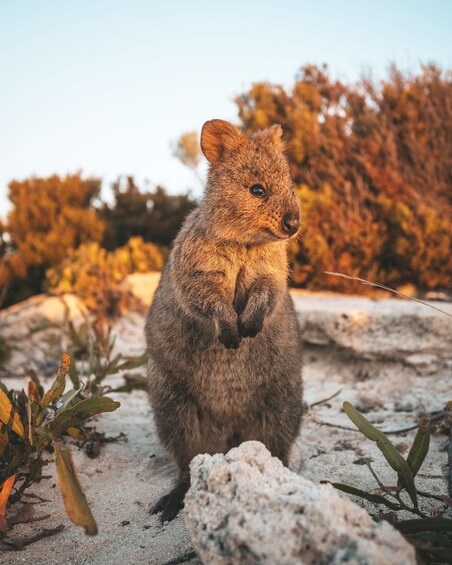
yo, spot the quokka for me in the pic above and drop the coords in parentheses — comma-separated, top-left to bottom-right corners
(145, 119, 303, 522)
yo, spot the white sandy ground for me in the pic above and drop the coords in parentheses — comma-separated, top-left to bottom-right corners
(1, 292, 451, 565)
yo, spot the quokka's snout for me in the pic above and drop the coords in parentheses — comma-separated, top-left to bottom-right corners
(282, 210, 300, 236)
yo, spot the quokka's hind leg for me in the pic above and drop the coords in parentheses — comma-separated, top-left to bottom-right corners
(242, 382, 303, 468)
(148, 383, 204, 523)
(150, 479, 190, 523)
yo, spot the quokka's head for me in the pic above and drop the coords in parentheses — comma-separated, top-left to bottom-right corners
(200, 119, 301, 245)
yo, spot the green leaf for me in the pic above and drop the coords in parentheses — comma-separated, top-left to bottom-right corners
(321, 481, 401, 511)
(57, 387, 82, 412)
(111, 374, 147, 393)
(343, 401, 418, 507)
(47, 397, 120, 437)
(67, 321, 84, 349)
(68, 356, 80, 388)
(394, 517, 452, 534)
(406, 417, 430, 477)
(54, 442, 97, 535)
(34, 426, 53, 448)
(40, 352, 71, 410)
(115, 355, 147, 372)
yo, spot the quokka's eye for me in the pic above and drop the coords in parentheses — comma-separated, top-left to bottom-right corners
(250, 184, 266, 198)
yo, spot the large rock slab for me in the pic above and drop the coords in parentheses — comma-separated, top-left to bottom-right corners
(0, 293, 88, 375)
(185, 441, 416, 565)
(293, 291, 452, 369)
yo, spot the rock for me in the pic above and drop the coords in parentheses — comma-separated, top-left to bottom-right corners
(0, 293, 89, 374)
(185, 441, 416, 565)
(293, 292, 452, 367)
(0, 293, 87, 342)
(120, 272, 161, 307)
(404, 353, 441, 375)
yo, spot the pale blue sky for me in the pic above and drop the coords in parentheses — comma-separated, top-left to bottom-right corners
(1, 0, 451, 215)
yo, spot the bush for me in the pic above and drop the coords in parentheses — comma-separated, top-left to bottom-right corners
(46, 237, 165, 316)
(1, 174, 105, 306)
(237, 64, 452, 291)
(100, 177, 197, 249)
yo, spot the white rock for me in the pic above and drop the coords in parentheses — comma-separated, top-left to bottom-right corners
(185, 441, 416, 565)
(293, 292, 452, 367)
(120, 272, 161, 306)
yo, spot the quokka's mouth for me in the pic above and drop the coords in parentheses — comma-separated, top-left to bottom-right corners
(264, 228, 290, 241)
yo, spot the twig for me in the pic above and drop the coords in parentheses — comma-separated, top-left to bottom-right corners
(416, 490, 450, 503)
(162, 550, 197, 565)
(315, 420, 359, 432)
(324, 271, 452, 319)
(448, 430, 452, 499)
(394, 492, 428, 519)
(21, 493, 51, 503)
(316, 410, 447, 435)
(365, 459, 385, 490)
(0, 524, 64, 550)
(309, 389, 342, 409)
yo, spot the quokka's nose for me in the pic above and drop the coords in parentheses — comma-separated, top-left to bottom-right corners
(282, 212, 300, 236)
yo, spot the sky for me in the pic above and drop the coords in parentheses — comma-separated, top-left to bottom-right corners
(0, 0, 451, 215)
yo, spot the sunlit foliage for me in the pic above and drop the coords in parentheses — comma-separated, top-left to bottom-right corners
(236, 64, 452, 291)
(1, 175, 105, 306)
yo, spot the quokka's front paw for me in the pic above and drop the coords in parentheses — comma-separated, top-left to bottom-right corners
(239, 311, 264, 338)
(218, 321, 241, 349)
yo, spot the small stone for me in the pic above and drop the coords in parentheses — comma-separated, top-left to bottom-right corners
(405, 354, 442, 375)
(394, 399, 416, 412)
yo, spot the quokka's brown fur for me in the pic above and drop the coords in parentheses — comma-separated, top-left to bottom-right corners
(145, 119, 303, 522)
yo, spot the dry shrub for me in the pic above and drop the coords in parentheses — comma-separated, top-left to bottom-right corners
(237, 64, 452, 291)
(46, 237, 165, 317)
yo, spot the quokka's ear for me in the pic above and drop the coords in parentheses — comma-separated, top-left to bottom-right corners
(201, 119, 247, 164)
(262, 124, 285, 151)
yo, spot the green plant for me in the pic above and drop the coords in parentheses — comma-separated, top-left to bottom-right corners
(0, 352, 120, 539)
(323, 401, 452, 562)
(32, 302, 147, 398)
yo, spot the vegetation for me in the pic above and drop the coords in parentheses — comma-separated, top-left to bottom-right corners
(0, 308, 147, 546)
(236, 64, 452, 292)
(0, 353, 120, 540)
(0, 64, 451, 308)
(32, 302, 147, 398)
(1, 175, 105, 307)
(100, 176, 197, 249)
(0, 176, 194, 309)
(46, 237, 165, 318)
(323, 401, 452, 563)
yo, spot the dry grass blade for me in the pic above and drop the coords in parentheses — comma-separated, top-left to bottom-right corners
(54, 442, 97, 535)
(324, 271, 452, 319)
(0, 475, 16, 532)
(309, 389, 342, 409)
(40, 351, 71, 410)
(0, 389, 24, 438)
